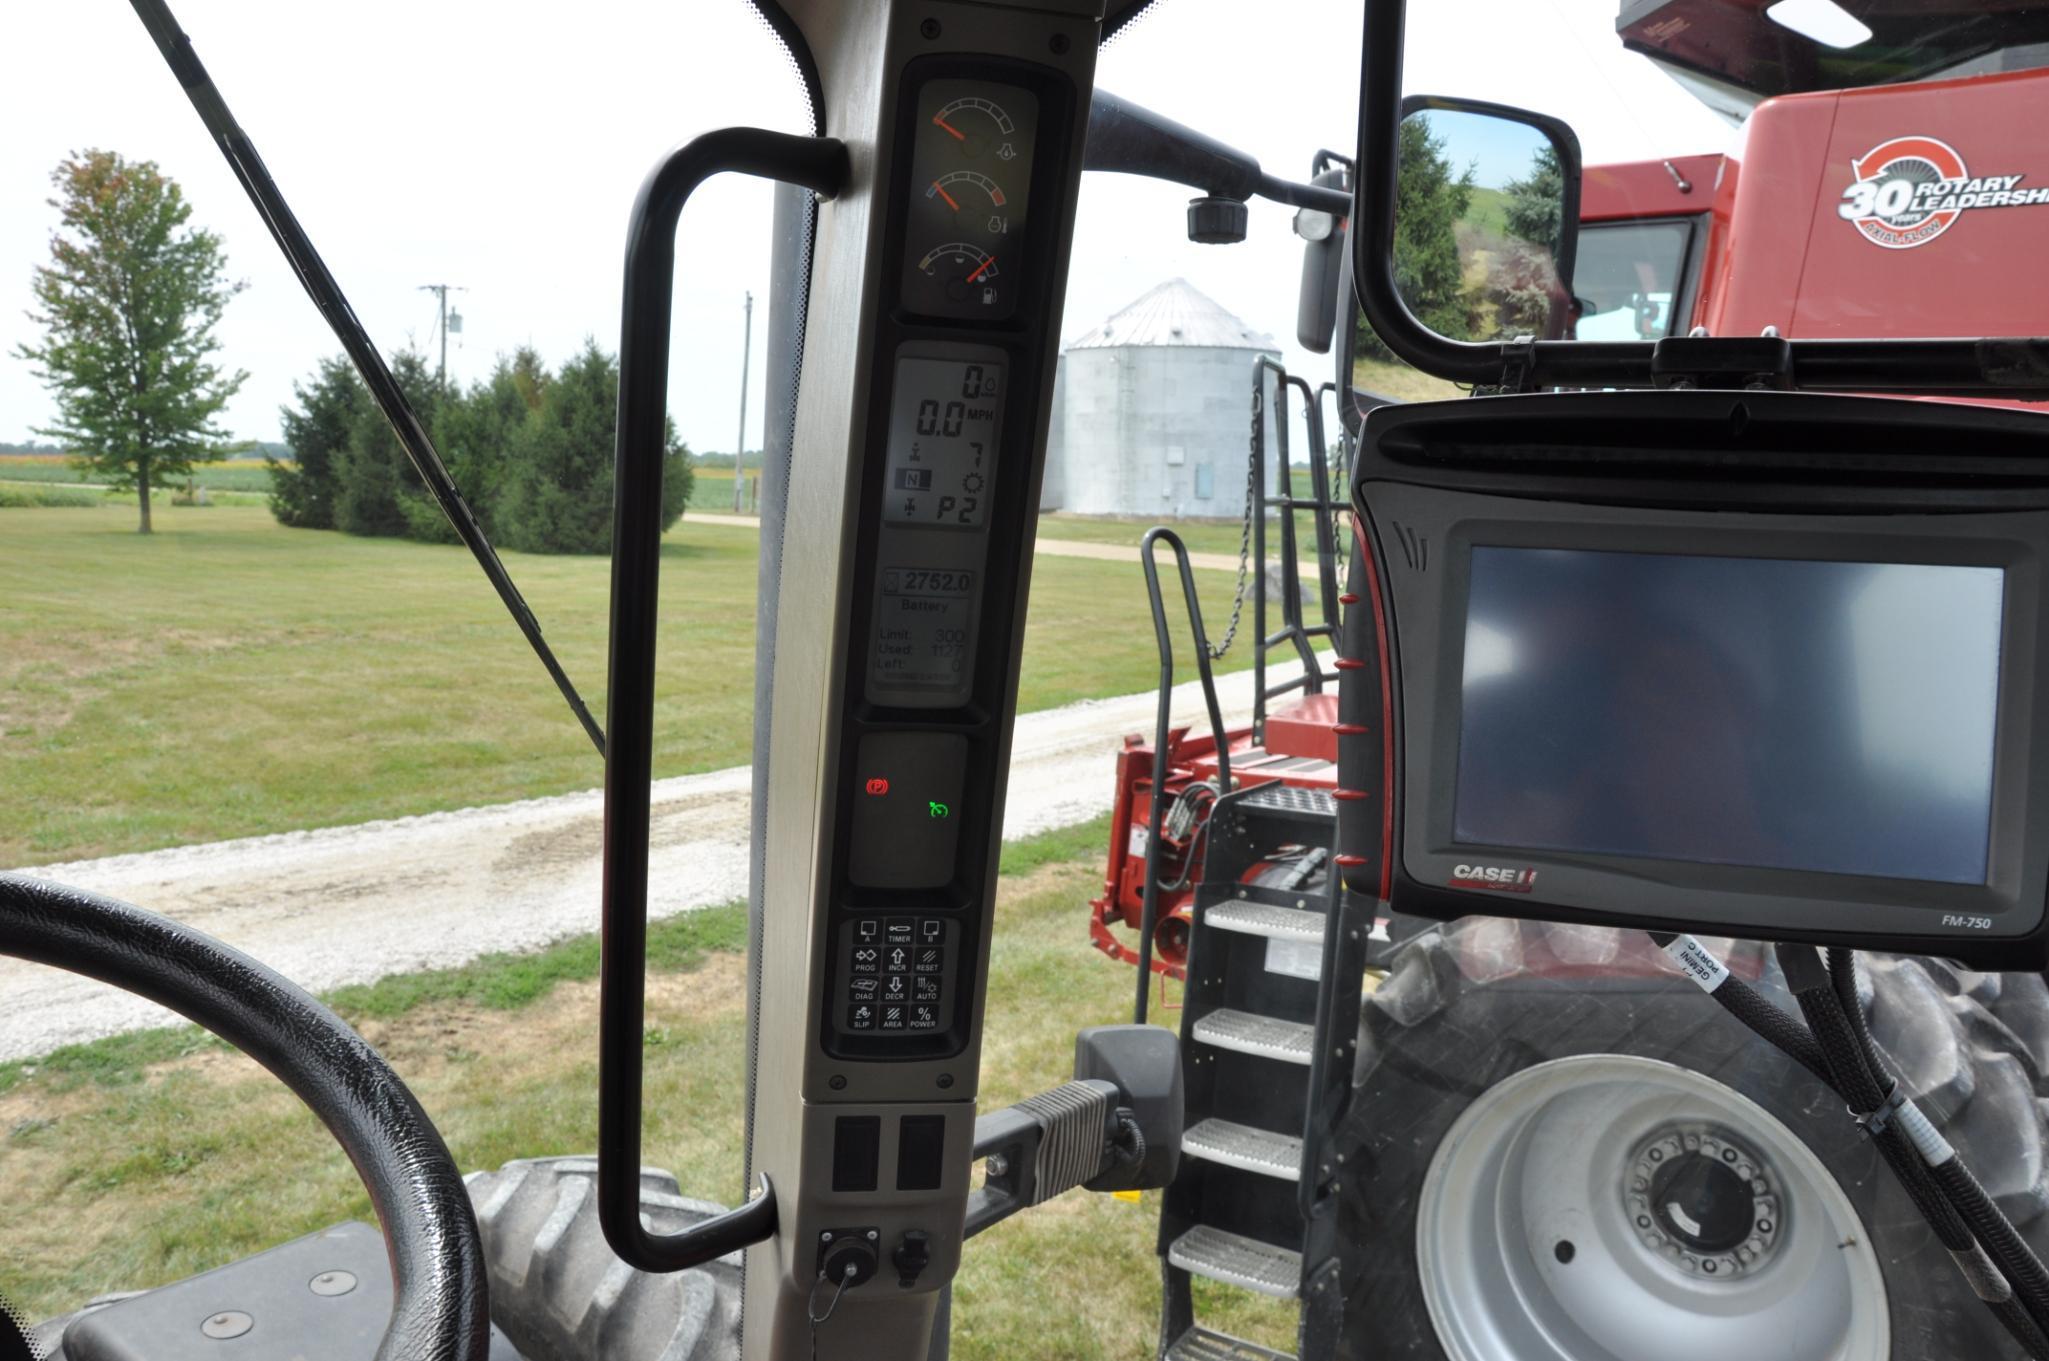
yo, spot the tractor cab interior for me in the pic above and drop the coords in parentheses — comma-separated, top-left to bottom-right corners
(7, 2, 2049, 1360)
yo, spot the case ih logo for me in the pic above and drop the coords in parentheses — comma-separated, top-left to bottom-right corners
(1450, 864, 1539, 893)
(1837, 136, 2049, 249)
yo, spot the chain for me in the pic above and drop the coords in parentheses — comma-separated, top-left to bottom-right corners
(1329, 425, 1351, 582)
(1207, 382, 1263, 660)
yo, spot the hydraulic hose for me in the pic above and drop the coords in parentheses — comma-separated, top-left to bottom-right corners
(1783, 943, 2049, 1352)
(1654, 932, 2049, 1358)
(1823, 949, 2049, 1334)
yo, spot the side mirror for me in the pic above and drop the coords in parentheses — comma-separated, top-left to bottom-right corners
(1389, 96, 1582, 345)
(1296, 157, 1351, 353)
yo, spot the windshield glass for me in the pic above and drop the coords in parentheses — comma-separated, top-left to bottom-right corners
(1575, 218, 1697, 339)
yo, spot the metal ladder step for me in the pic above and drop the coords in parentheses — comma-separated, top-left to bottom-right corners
(1167, 1225, 1302, 1299)
(1190, 1009, 1315, 1065)
(1182, 1118, 1303, 1180)
(1235, 784, 1337, 820)
(1164, 1325, 1297, 1361)
(1205, 899, 1326, 945)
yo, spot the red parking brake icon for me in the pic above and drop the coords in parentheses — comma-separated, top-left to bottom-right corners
(865, 777, 890, 796)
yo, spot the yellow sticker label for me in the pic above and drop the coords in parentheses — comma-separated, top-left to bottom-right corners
(1111, 1189, 1143, 1204)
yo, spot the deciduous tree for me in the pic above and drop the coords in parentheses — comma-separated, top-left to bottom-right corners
(15, 150, 246, 533)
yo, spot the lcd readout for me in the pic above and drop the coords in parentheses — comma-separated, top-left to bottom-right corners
(1454, 548, 2004, 884)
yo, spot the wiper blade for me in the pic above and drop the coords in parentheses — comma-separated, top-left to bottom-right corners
(128, 0, 607, 758)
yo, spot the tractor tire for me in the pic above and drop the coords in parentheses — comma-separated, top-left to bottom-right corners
(1336, 917, 2049, 1361)
(465, 1156, 742, 1361)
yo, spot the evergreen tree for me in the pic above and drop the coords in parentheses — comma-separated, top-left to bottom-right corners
(495, 340, 690, 554)
(1502, 143, 1565, 257)
(1358, 118, 1475, 360)
(271, 356, 367, 528)
(409, 348, 545, 541)
(15, 150, 246, 533)
(332, 350, 437, 538)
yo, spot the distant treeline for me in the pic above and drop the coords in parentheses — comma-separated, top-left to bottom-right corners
(271, 342, 691, 554)
(1, 438, 286, 462)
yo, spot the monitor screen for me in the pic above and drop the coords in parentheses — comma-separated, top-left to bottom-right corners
(1454, 548, 2005, 884)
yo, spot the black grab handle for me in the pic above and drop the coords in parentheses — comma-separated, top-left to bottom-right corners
(1132, 528, 1234, 1025)
(600, 127, 849, 1274)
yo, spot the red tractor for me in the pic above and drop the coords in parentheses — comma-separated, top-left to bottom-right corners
(1091, 27, 2049, 985)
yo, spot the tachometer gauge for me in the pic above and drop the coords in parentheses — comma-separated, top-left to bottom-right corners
(916, 243, 1001, 309)
(930, 96, 1019, 161)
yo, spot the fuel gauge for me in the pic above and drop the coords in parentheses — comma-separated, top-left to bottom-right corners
(916, 243, 1002, 310)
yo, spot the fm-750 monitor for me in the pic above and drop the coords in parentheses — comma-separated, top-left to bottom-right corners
(1345, 390, 2049, 970)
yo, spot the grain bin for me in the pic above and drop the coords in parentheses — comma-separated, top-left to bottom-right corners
(1042, 279, 1282, 519)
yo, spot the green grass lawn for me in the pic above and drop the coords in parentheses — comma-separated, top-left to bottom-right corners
(1352, 355, 1466, 404)
(1034, 512, 1250, 558)
(0, 505, 1251, 867)
(685, 465, 760, 513)
(0, 822, 1297, 1357)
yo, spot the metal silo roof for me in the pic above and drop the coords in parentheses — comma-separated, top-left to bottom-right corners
(1065, 278, 1279, 352)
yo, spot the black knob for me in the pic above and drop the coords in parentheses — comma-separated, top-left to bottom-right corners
(1187, 196, 1249, 244)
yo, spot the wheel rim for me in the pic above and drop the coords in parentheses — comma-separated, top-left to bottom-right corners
(1415, 1053, 1888, 1361)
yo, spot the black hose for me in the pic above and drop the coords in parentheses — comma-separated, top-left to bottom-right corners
(1824, 950, 2049, 1334)
(1782, 945, 2049, 1348)
(1662, 933, 2049, 1358)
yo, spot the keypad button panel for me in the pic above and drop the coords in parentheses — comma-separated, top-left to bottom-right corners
(835, 916, 955, 1039)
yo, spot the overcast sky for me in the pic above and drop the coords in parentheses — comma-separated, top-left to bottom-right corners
(0, 1, 1728, 456)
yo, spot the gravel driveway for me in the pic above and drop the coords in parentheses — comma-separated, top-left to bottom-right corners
(0, 663, 1306, 1060)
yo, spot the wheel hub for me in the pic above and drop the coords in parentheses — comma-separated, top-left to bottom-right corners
(1626, 1125, 1782, 1276)
(1414, 1053, 1887, 1361)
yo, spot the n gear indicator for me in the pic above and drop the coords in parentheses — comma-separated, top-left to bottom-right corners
(850, 731, 969, 889)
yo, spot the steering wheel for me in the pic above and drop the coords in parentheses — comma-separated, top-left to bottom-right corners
(0, 873, 491, 1361)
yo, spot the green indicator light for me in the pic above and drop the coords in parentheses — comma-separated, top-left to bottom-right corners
(928, 801, 950, 819)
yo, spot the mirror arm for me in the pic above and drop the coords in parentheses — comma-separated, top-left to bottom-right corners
(1087, 90, 1348, 214)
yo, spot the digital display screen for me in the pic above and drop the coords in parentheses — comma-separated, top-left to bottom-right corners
(883, 358, 1001, 530)
(873, 566, 977, 692)
(1454, 548, 2004, 884)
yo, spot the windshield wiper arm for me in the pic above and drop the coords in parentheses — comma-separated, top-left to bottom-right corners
(127, 0, 607, 758)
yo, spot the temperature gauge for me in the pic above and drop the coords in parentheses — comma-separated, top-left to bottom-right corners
(901, 79, 1038, 320)
(926, 171, 1009, 235)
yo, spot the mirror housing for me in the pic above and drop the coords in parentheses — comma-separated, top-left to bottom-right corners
(1296, 158, 1352, 352)
(1387, 95, 1583, 347)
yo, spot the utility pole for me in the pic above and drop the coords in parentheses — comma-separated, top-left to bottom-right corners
(734, 290, 753, 513)
(418, 283, 467, 390)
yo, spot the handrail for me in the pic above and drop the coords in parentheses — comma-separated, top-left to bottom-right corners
(1251, 357, 1337, 740)
(600, 126, 849, 1274)
(1132, 528, 1234, 1025)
